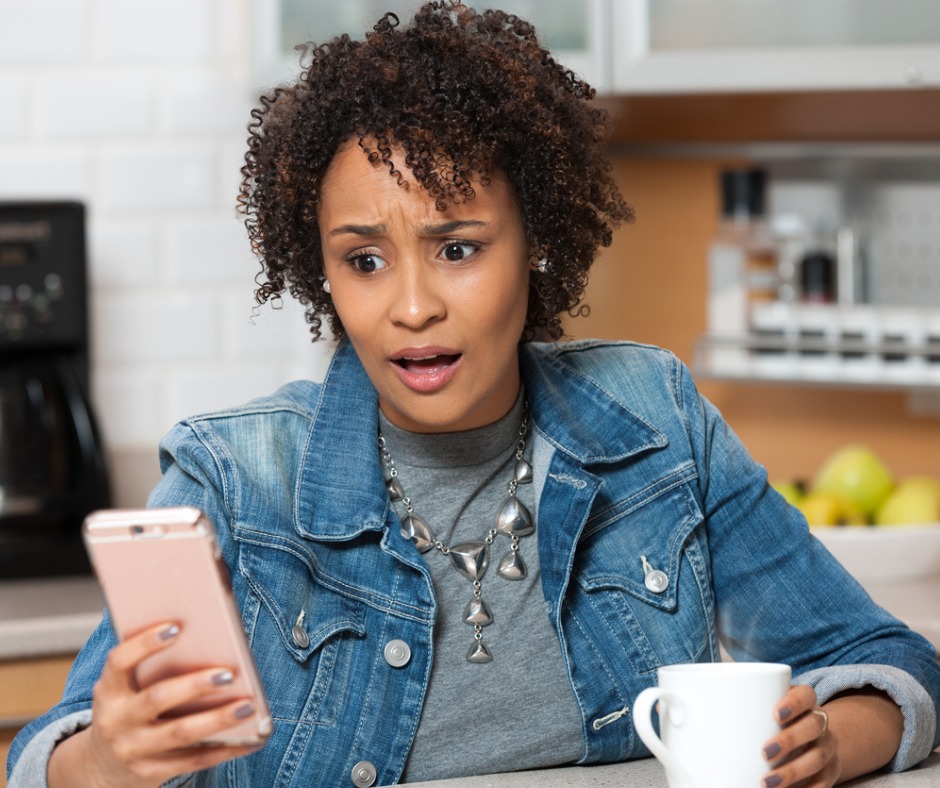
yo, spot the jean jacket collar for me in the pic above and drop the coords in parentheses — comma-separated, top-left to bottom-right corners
(295, 339, 667, 542)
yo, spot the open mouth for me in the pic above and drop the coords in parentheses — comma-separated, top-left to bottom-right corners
(390, 350, 464, 393)
(393, 353, 462, 374)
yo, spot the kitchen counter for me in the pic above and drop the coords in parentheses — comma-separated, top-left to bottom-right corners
(0, 577, 103, 660)
(402, 752, 940, 787)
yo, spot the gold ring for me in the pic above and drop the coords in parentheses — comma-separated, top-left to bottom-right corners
(812, 708, 829, 734)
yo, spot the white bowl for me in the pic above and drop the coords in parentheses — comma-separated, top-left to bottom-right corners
(811, 522, 940, 583)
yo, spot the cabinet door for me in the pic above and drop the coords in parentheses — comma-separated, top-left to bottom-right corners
(0, 655, 74, 788)
(611, 0, 940, 92)
(253, 0, 611, 91)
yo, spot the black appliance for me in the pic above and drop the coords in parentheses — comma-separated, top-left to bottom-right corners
(0, 202, 111, 579)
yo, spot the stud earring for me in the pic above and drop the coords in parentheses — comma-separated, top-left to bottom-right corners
(532, 259, 549, 274)
(322, 279, 331, 294)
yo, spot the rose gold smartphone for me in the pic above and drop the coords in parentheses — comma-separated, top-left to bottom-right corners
(82, 506, 272, 747)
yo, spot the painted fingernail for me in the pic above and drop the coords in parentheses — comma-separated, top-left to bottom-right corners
(212, 670, 234, 686)
(763, 776, 783, 788)
(777, 706, 792, 721)
(158, 624, 180, 641)
(763, 742, 782, 760)
(234, 702, 255, 719)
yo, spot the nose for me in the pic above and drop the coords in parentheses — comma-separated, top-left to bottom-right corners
(389, 260, 446, 329)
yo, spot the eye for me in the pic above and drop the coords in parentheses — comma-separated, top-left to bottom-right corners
(440, 241, 479, 263)
(346, 252, 387, 274)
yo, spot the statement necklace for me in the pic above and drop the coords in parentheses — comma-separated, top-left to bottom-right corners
(378, 408, 534, 664)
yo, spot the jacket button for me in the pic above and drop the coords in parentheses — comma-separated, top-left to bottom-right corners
(383, 639, 412, 668)
(291, 624, 310, 648)
(644, 569, 669, 594)
(351, 760, 377, 787)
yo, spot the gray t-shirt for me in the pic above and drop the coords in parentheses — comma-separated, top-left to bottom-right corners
(379, 396, 584, 783)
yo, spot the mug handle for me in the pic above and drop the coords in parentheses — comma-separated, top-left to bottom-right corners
(632, 687, 694, 786)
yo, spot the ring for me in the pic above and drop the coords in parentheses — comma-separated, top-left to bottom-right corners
(812, 708, 829, 734)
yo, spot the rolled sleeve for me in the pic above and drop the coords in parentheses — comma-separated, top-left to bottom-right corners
(796, 664, 938, 773)
(7, 710, 196, 788)
(7, 710, 91, 788)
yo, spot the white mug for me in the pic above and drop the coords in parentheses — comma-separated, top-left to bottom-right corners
(633, 662, 791, 788)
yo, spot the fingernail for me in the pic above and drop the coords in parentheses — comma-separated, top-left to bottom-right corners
(212, 670, 234, 686)
(763, 776, 783, 788)
(777, 706, 792, 721)
(234, 702, 255, 719)
(158, 624, 180, 641)
(763, 742, 782, 760)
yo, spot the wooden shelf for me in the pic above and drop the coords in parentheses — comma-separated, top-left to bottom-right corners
(596, 89, 940, 144)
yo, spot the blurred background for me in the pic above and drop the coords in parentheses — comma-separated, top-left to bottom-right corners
(2, 0, 330, 510)
(2, 0, 939, 509)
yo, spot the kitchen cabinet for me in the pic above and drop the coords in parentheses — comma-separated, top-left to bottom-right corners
(0, 655, 74, 788)
(0, 577, 103, 786)
(610, 0, 940, 93)
(255, 1, 940, 95)
(252, 0, 609, 90)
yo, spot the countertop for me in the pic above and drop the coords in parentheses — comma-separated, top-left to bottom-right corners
(402, 752, 940, 787)
(0, 576, 103, 660)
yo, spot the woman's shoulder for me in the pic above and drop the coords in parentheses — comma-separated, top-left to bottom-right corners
(535, 337, 677, 361)
(525, 338, 686, 391)
(161, 379, 323, 458)
(188, 379, 321, 423)
(521, 339, 700, 438)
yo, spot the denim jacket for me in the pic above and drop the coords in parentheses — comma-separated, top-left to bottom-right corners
(9, 339, 940, 787)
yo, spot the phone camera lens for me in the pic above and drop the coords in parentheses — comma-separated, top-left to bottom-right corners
(132, 525, 144, 535)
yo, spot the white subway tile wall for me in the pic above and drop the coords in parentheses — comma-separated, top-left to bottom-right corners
(2, 0, 332, 502)
(98, 143, 220, 212)
(0, 147, 94, 198)
(35, 70, 158, 139)
(0, 2, 94, 64)
(0, 74, 30, 139)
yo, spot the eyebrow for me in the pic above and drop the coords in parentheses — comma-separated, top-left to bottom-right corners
(327, 219, 488, 238)
(423, 219, 488, 235)
(327, 223, 386, 238)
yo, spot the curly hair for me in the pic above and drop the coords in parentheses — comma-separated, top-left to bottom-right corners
(239, 1, 632, 341)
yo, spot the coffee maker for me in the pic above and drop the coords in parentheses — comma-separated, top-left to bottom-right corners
(0, 202, 111, 579)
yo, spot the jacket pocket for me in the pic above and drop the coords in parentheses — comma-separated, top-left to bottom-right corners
(237, 538, 366, 727)
(574, 481, 713, 674)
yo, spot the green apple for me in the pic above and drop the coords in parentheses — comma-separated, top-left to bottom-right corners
(875, 476, 940, 526)
(811, 445, 893, 519)
(798, 491, 869, 527)
(771, 480, 805, 507)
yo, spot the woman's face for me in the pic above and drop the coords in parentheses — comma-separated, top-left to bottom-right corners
(318, 140, 531, 433)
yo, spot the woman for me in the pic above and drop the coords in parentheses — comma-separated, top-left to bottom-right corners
(8, 4, 940, 787)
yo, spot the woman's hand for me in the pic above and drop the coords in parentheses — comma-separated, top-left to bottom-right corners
(47, 622, 262, 788)
(760, 685, 839, 788)
(760, 684, 905, 788)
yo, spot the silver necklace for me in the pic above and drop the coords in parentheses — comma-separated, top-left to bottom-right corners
(378, 408, 534, 664)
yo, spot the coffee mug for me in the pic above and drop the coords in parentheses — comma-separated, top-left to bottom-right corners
(633, 662, 791, 788)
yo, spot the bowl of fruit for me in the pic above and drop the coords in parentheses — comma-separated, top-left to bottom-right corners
(772, 446, 940, 649)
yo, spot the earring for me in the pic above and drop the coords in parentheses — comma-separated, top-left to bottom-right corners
(532, 259, 549, 274)
(322, 279, 331, 294)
